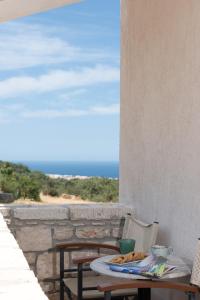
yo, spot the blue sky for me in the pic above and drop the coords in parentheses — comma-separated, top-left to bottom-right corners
(0, 0, 120, 162)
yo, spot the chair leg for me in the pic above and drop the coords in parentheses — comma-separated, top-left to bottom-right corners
(104, 291, 112, 300)
(60, 280, 65, 300)
(65, 285, 73, 300)
(77, 263, 83, 300)
(60, 249, 65, 300)
(187, 292, 196, 300)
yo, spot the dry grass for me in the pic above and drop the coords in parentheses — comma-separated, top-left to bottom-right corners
(14, 193, 96, 205)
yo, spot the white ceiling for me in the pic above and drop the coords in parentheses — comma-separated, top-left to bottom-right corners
(0, 0, 80, 23)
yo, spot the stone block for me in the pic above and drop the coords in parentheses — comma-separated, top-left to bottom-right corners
(92, 221, 106, 226)
(71, 250, 98, 262)
(0, 207, 11, 218)
(39, 281, 54, 293)
(112, 227, 123, 238)
(37, 252, 69, 280)
(14, 219, 24, 226)
(43, 221, 56, 225)
(76, 226, 110, 239)
(14, 206, 69, 220)
(54, 280, 61, 292)
(72, 222, 85, 226)
(24, 252, 37, 265)
(69, 204, 134, 220)
(53, 226, 73, 240)
(101, 240, 119, 255)
(111, 220, 121, 225)
(48, 292, 59, 300)
(16, 226, 52, 251)
(26, 221, 39, 225)
(102, 240, 118, 247)
(56, 221, 71, 226)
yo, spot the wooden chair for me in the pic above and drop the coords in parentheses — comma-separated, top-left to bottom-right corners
(98, 279, 199, 300)
(56, 242, 135, 300)
(55, 214, 159, 300)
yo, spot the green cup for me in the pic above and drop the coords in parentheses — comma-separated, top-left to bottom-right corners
(119, 239, 135, 254)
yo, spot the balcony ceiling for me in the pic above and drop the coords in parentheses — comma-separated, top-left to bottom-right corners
(0, 0, 80, 23)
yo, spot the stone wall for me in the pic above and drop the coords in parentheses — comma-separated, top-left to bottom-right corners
(0, 204, 133, 300)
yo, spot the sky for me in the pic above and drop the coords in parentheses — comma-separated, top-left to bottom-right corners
(0, 0, 120, 162)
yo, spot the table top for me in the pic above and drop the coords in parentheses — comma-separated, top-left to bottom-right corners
(90, 255, 191, 280)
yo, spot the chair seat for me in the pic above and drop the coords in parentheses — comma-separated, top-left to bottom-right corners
(63, 275, 137, 299)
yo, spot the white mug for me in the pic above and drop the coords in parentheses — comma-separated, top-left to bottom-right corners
(151, 245, 173, 258)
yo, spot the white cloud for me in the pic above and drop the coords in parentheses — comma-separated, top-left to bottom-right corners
(91, 103, 119, 115)
(21, 103, 119, 119)
(0, 22, 118, 70)
(59, 89, 87, 100)
(22, 109, 86, 119)
(0, 22, 120, 123)
(0, 65, 119, 99)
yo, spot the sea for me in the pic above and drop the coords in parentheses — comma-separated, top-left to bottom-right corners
(19, 161, 119, 179)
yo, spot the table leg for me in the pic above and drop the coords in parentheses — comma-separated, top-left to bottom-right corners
(104, 291, 111, 300)
(138, 288, 151, 300)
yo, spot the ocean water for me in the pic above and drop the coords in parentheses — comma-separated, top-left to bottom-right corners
(20, 161, 119, 178)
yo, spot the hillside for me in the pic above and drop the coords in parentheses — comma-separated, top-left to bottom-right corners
(0, 161, 119, 202)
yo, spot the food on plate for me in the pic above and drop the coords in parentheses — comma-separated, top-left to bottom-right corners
(110, 252, 147, 264)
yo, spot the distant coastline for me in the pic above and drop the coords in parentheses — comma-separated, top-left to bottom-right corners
(47, 174, 90, 180)
(47, 174, 118, 180)
(17, 161, 119, 179)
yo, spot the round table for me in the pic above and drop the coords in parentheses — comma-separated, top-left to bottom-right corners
(90, 255, 191, 300)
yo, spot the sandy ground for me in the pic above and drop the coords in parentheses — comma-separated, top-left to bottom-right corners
(14, 193, 96, 205)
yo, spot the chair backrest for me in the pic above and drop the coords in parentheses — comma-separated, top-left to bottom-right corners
(122, 214, 159, 252)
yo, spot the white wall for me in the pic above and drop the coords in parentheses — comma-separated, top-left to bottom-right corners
(0, 212, 48, 300)
(120, 1, 200, 297)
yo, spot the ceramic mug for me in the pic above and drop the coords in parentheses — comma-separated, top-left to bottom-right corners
(119, 239, 136, 254)
(151, 245, 173, 258)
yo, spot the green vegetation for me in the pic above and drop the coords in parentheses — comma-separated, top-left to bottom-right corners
(0, 161, 119, 202)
